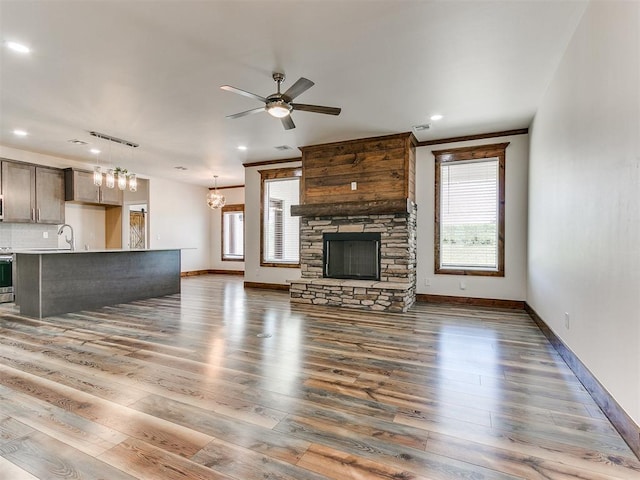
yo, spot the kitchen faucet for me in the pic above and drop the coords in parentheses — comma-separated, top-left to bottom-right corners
(57, 224, 75, 251)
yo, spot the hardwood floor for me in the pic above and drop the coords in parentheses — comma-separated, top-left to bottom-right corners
(1, 275, 639, 479)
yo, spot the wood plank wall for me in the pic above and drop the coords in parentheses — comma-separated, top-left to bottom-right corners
(299, 133, 417, 206)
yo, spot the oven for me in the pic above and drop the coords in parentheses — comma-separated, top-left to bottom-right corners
(0, 254, 14, 303)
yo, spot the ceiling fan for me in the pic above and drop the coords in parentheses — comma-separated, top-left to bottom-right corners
(221, 72, 341, 130)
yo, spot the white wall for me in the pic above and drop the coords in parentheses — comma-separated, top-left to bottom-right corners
(210, 186, 245, 271)
(63, 203, 105, 250)
(415, 134, 529, 300)
(148, 176, 211, 273)
(528, 0, 640, 424)
(244, 161, 302, 285)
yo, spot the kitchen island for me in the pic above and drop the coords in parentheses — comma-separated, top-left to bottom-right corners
(14, 249, 181, 318)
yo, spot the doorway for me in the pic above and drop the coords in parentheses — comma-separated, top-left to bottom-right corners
(129, 205, 147, 249)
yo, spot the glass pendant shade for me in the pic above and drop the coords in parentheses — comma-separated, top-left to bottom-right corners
(207, 175, 226, 209)
(117, 171, 127, 190)
(93, 166, 103, 187)
(105, 169, 115, 189)
(207, 190, 226, 209)
(128, 173, 137, 192)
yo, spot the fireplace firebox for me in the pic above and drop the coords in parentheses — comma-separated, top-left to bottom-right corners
(323, 232, 381, 281)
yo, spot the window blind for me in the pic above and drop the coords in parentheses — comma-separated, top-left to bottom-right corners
(223, 211, 244, 259)
(264, 177, 300, 263)
(440, 158, 498, 270)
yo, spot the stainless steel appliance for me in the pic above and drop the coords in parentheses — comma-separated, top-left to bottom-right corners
(0, 254, 14, 303)
(0, 194, 4, 220)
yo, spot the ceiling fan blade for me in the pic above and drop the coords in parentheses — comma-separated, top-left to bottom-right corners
(291, 103, 341, 116)
(282, 77, 314, 101)
(281, 115, 296, 130)
(226, 107, 265, 119)
(220, 85, 267, 103)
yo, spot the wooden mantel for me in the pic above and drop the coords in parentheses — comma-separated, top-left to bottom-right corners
(293, 132, 417, 216)
(291, 198, 412, 217)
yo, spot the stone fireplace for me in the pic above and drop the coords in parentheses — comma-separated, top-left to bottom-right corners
(290, 133, 417, 312)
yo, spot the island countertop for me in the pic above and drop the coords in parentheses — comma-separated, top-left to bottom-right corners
(13, 248, 184, 254)
(14, 249, 181, 318)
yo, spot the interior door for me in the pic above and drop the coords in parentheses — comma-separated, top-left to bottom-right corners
(129, 210, 146, 249)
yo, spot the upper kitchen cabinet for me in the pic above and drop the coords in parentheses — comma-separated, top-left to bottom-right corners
(36, 167, 66, 223)
(64, 168, 123, 206)
(0, 160, 65, 224)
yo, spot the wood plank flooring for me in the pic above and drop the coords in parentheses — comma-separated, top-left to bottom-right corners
(1, 275, 639, 479)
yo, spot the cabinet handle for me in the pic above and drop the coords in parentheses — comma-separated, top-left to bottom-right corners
(37, 208, 41, 222)
(32, 208, 35, 221)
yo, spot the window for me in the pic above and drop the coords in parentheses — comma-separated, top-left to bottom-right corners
(433, 143, 508, 276)
(260, 167, 301, 267)
(222, 204, 244, 261)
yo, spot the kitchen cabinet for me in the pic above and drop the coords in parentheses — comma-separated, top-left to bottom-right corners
(0, 160, 65, 224)
(64, 168, 123, 206)
(36, 167, 66, 223)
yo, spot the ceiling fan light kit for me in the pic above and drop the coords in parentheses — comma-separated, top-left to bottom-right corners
(266, 99, 292, 118)
(221, 72, 341, 130)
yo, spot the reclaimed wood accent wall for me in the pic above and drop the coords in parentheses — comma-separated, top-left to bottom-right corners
(298, 132, 417, 206)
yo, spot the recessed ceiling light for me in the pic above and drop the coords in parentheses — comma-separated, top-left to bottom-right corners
(412, 124, 431, 132)
(174, 166, 188, 171)
(430, 114, 444, 121)
(68, 139, 88, 145)
(90, 148, 101, 154)
(13, 129, 28, 137)
(237, 145, 248, 151)
(6, 41, 31, 54)
(274, 145, 293, 151)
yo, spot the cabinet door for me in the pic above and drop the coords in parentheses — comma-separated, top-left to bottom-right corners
(100, 182, 123, 206)
(65, 169, 100, 203)
(1, 162, 35, 222)
(35, 167, 65, 224)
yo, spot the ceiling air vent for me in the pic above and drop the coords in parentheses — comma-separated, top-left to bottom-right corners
(412, 124, 431, 132)
(274, 145, 293, 151)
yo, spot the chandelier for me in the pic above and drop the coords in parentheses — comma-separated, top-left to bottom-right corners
(207, 175, 226, 209)
(90, 131, 138, 192)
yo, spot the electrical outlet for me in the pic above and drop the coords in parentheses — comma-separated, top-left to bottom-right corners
(424, 278, 431, 287)
(564, 312, 570, 329)
(459, 281, 466, 290)
(42, 232, 48, 239)
(351, 181, 357, 190)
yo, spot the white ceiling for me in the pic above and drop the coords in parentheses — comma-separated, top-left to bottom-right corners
(0, 0, 587, 187)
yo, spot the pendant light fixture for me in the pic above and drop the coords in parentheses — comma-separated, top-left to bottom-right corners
(106, 168, 115, 189)
(93, 165, 103, 187)
(92, 147, 103, 187)
(89, 131, 139, 192)
(207, 175, 226, 209)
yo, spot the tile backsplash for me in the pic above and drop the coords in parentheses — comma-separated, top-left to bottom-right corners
(0, 223, 59, 250)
